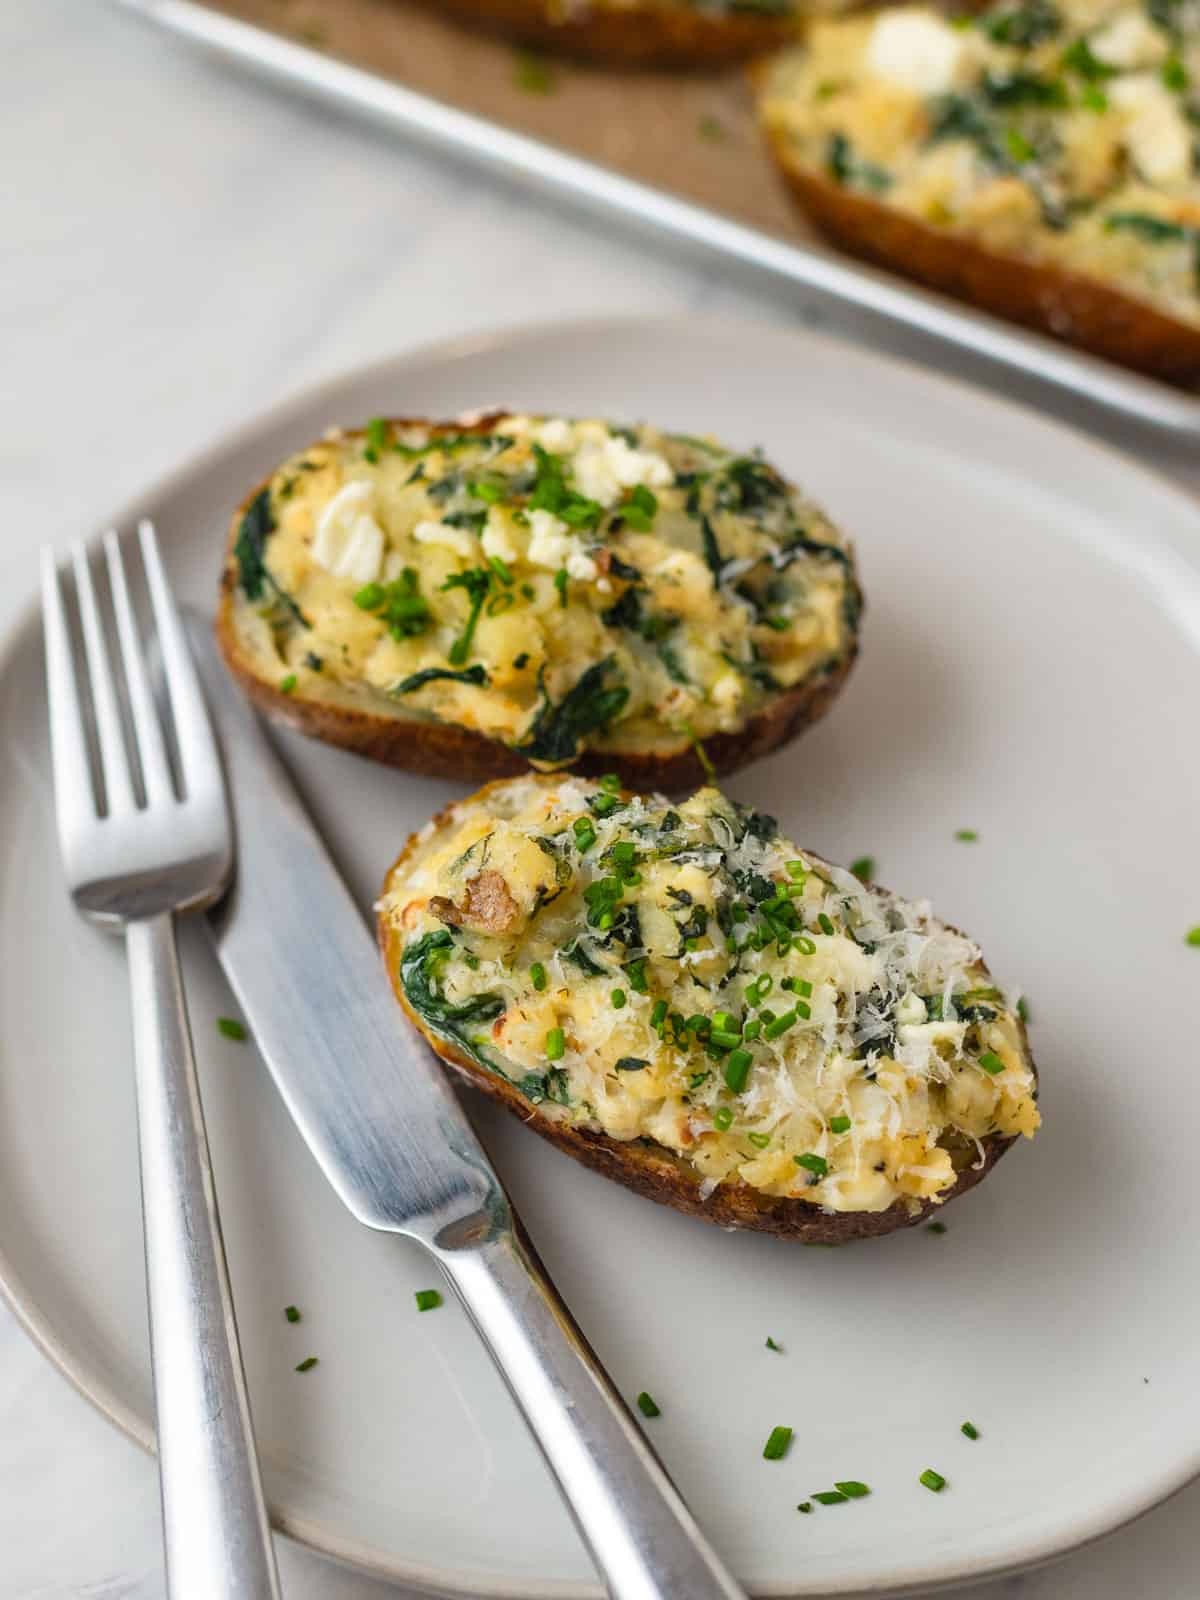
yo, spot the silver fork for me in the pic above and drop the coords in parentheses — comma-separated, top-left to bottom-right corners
(41, 522, 281, 1600)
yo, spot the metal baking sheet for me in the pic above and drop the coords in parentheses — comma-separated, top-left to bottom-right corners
(115, 0, 1200, 437)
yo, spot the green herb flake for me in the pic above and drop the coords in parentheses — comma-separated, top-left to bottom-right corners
(284, 1305, 301, 1323)
(530, 962, 548, 992)
(797, 1501, 813, 1513)
(765, 1336, 783, 1352)
(279, 674, 297, 695)
(364, 417, 387, 463)
(217, 1017, 247, 1042)
(920, 1468, 947, 1492)
(978, 1051, 1005, 1075)
(712, 1106, 733, 1132)
(415, 1289, 443, 1313)
(295, 1356, 319, 1373)
(545, 1027, 566, 1061)
(636, 1391, 661, 1418)
(812, 1489, 848, 1505)
(927, 1221, 948, 1235)
(1186, 927, 1200, 948)
(794, 1152, 829, 1177)
(829, 1115, 852, 1134)
(954, 828, 979, 842)
(1017, 996, 1031, 1023)
(834, 1481, 870, 1499)
(763, 1425, 794, 1461)
(849, 856, 875, 883)
(514, 50, 556, 93)
(1163, 55, 1189, 92)
(961, 1421, 980, 1440)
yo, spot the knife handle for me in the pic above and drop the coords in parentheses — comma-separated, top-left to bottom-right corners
(430, 1215, 746, 1600)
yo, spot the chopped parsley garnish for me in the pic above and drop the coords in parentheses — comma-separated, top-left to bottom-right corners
(920, 1468, 947, 1493)
(415, 1289, 443, 1312)
(295, 1356, 319, 1373)
(284, 1305, 301, 1323)
(961, 1421, 980, 1440)
(636, 1391, 661, 1418)
(763, 1426, 794, 1461)
(794, 1153, 829, 1177)
(217, 1017, 247, 1042)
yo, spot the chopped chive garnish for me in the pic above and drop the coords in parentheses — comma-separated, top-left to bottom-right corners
(961, 1421, 980, 1440)
(600, 772, 621, 791)
(415, 1289, 442, 1312)
(1017, 996, 1031, 1022)
(531, 962, 547, 991)
(834, 1481, 870, 1498)
(1187, 927, 1200, 948)
(554, 568, 569, 607)
(765, 1336, 782, 1352)
(626, 959, 648, 993)
(364, 416, 387, 461)
(926, 1221, 947, 1235)
(764, 1008, 799, 1040)
(829, 1115, 851, 1134)
(295, 1356, 319, 1373)
(636, 1391, 661, 1418)
(817, 913, 835, 937)
(786, 859, 806, 880)
(763, 1426, 793, 1461)
(793, 935, 817, 956)
(573, 817, 596, 852)
(849, 856, 875, 883)
(710, 1028, 742, 1050)
(689, 1070, 712, 1090)
(723, 1049, 753, 1092)
(920, 1468, 947, 1492)
(488, 554, 513, 585)
(611, 988, 627, 1009)
(797, 1501, 812, 1513)
(746, 1131, 771, 1149)
(545, 1027, 565, 1061)
(978, 1051, 1005, 1075)
(954, 829, 978, 842)
(712, 1106, 733, 1132)
(795, 1153, 828, 1177)
(279, 674, 297, 694)
(217, 1017, 247, 1041)
(650, 999, 669, 1030)
(812, 1489, 847, 1505)
(284, 1305, 301, 1323)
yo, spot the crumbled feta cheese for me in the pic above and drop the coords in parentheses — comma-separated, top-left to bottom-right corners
(1111, 76, 1191, 184)
(572, 435, 674, 508)
(895, 991, 927, 1027)
(413, 519, 478, 559)
(1090, 11, 1168, 70)
(526, 509, 598, 581)
(312, 481, 385, 584)
(865, 10, 974, 94)
(534, 417, 574, 452)
(481, 508, 518, 565)
(709, 672, 744, 712)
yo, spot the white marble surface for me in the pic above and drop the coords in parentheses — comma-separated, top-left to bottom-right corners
(5, 3, 1199, 1597)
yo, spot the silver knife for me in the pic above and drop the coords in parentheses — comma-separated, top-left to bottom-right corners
(187, 615, 747, 1600)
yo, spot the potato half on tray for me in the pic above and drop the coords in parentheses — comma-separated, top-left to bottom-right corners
(378, 775, 1039, 1242)
(756, 0, 1200, 380)
(424, 0, 801, 68)
(218, 413, 861, 789)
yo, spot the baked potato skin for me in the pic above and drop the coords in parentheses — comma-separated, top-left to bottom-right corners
(377, 786, 1030, 1244)
(762, 135, 1200, 386)
(422, 0, 799, 68)
(216, 416, 861, 792)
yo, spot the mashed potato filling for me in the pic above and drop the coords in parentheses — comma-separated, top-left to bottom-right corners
(228, 415, 858, 765)
(758, 0, 1200, 329)
(381, 776, 1039, 1214)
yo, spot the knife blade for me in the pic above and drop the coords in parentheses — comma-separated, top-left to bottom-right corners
(187, 614, 746, 1600)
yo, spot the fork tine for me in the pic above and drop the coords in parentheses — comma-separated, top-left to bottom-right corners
(104, 529, 174, 808)
(70, 538, 136, 816)
(137, 520, 219, 797)
(40, 548, 98, 831)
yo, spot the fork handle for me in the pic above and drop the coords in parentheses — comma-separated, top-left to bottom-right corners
(126, 912, 281, 1600)
(432, 1218, 747, 1600)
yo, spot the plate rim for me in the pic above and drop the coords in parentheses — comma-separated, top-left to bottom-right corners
(4, 311, 1200, 1599)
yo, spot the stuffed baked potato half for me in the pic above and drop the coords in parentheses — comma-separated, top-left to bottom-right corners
(378, 775, 1039, 1242)
(756, 0, 1200, 381)
(218, 412, 861, 790)
(421, 0, 801, 68)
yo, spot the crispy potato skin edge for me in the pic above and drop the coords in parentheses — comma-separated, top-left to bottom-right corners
(414, 0, 798, 67)
(762, 132, 1200, 384)
(375, 787, 1033, 1244)
(216, 415, 861, 792)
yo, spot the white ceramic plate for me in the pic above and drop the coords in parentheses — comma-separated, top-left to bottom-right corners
(3, 317, 1200, 1599)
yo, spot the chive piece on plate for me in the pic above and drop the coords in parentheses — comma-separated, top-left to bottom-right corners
(765, 1336, 782, 1352)
(763, 1426, 793, 1461)
(284, 1305, 301, 1324)
(927, 1221, 947, 1235)
(797, 1501, 813, 1514)
(812, 1489, 848, 1505)
(530, 962, 547, 991)
(920, 1468, 947, 1492)
(954, 829, 978, 842)
(295, 1356, 319, 1373)
(415, 1289, 443, 1313)
(961, 1421, 980, 1440)
(217, 1017, 247, 1041)
(795, 1153, 828, 1177)
(830, 1115, 851, 1134)
(834, 1480, 870, 1498)
(636, 1391, 661, 1418)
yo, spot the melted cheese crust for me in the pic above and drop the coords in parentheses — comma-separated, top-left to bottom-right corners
(229, 415, 858, 764)
(381, 776, 1039, 1214)
(758, 0, 1200, 328)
